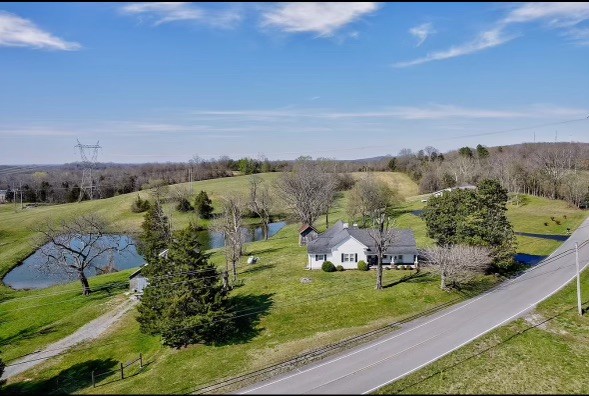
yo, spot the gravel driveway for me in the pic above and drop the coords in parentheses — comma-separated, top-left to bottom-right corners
(2, 296, 138, 380)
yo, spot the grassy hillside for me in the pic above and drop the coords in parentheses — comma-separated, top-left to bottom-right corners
(0, 174, 281, 284)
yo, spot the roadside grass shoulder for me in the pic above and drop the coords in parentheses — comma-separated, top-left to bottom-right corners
(375, 267, 589, 395)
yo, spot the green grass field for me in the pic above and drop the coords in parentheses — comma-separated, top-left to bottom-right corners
(1, 172, 586, 394)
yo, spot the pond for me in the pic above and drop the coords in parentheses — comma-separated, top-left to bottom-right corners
(3, 235, 144, 290)
(196, 221, 286, 250)
(3, 222, 287, 290)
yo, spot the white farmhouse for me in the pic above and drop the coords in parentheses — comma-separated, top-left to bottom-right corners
(306, 221, 418, 270)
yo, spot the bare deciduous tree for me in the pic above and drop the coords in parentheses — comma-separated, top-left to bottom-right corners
(423, 245, 492, 290)
(347, 175, 401, 226)
(367, 214, 398, 290)
(274, 158, 336, 229)
(215, 196, 244, 287)
(35, 214, 129, 295)
(249, 175, 273, 240)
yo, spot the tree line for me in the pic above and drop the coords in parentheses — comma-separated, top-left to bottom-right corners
(0, 156, 288, 205)
(391, 142, 589, 209)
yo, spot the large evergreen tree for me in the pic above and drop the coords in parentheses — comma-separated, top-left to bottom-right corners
(423, 179, 516, 271)
(139, 201, 171, 259)
(194, 190, 214, 219)
(137, 227, 234, 347)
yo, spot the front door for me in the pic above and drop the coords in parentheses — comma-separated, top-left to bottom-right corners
(367, 255, 377, 266)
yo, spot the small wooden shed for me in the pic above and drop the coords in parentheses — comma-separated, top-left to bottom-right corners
(299, 224, 319, 246)
(129, 265, 149, 294)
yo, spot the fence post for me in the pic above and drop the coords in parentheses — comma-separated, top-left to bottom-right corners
(140, 353, 143, 368)
(91, 370, 95, 388)
(120, 362, 124, 380)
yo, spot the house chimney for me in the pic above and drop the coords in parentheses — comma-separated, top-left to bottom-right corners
(343, 223, 349, 229)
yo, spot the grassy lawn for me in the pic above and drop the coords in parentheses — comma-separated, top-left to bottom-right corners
(1, 172, 587, 394)
(2, 222, 467, 394)
(376, 266, 589, 394)
(0, 271, 131, 363)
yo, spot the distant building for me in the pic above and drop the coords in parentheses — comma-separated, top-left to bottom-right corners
(0, 190, 6, 203)
(129, 249, 169, 295)
(432, 184, 477, 198)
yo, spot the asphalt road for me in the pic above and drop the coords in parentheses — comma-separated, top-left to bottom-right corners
(238, 217, 589, 394)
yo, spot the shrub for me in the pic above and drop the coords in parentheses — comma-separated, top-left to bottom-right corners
(322, 261, 336, 272)
(131, 195, 151, 213)
(194, 191, 214, 219)
(357, 260, 369, 271)
(176, 197, 194, 212)
(336, 265, 344, 272)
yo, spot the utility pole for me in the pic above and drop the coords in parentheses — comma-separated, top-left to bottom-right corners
(575, 242, 583, 316)
(19, 180, 23, 210)
(12, 183, 17, 212)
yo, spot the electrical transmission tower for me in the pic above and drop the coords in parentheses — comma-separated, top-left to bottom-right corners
(75, 139, 101, 202)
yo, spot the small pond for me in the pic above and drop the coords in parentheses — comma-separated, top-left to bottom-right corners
(3, 235, 144, 290)
(196, 221, 286, 250)
(3, 222, 287, 290)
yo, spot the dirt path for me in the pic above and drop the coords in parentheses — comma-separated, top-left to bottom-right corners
(2, 297, 138, 380)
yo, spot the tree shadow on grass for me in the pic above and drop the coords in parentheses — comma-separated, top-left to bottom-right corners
(383, 272, 432, 289)
(247, 246, 284, 255)
(453, 277, 498, 298)
(3, 358, 119, 395)
(220, 293, 274, 346)
(240, 263, 276, 275)
(0, 326, 57, 349)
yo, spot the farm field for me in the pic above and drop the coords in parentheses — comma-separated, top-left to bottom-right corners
(1, 172, 586, 394)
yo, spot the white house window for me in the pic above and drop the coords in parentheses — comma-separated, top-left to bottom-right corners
(315, 255, 325, 261)
(341, 253, 358, 262)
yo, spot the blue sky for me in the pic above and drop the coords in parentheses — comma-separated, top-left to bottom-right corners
(0, 2, 588, 164)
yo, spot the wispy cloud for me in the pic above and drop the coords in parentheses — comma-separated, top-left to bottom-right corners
(502, 2, 589, 27)
(120, 2, 242, 28)
(409, 22, 435, 46)
(0, 126, 77, 137)
(395, 2, 589, 68)
(394, 27, 515, 68)
(121, 2, 202, 25)
(261, 2, 379, 36)
(0, 11, 81, 50)
(503, 2, 589, 46)
(193, 104, 587, 121)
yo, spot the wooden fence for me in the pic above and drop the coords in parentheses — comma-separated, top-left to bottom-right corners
(91, 353, 143, 388)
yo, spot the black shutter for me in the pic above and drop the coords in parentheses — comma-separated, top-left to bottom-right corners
(355, 253, 358, 262)
(341, 253, 344, 262)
